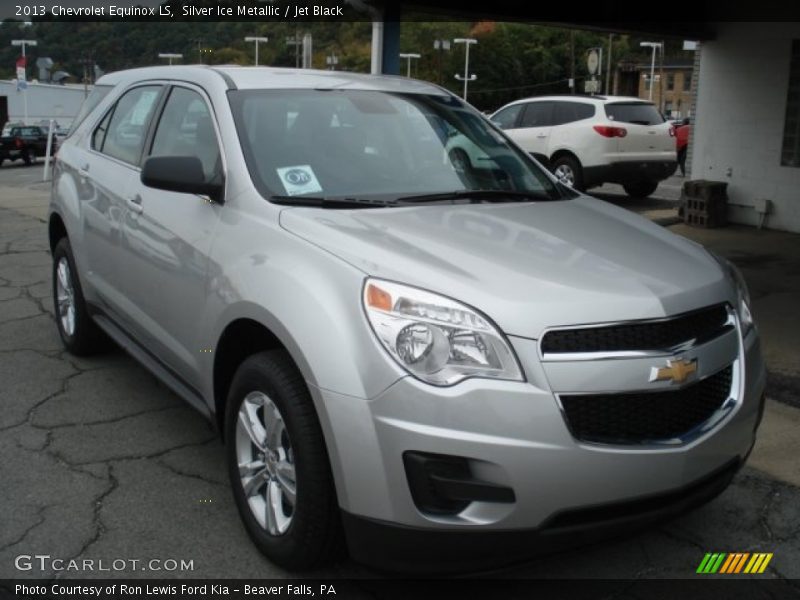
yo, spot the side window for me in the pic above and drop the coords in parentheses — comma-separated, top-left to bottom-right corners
(492, 104, 523, 129)
(553, 102, 596, 125)
(149, 87, 222, 183)
(94, 85, 161, 165)
(519, 102, 554, 128)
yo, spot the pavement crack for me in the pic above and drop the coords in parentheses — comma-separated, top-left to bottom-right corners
(31, 405, 180, 431)
(53, 465, 119, 579)
(0, 505, 50, 552)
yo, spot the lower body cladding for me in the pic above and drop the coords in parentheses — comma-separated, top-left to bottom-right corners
(313, 329, 765, 572)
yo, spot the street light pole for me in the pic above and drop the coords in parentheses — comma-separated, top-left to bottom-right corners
(640, 41, 661, 102)
(12, 39, 37, 125)
(158, 53, 183, 66)
(399, 52, 420, 78)
(286, 34, 301, 68)
(245, 36, 268, 66)
(433, 39, 450, 84)
(453, 38, 477, 101)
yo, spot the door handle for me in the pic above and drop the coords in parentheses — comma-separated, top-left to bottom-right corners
(126, 194, 143, 214)
(536, 134, 548, 139)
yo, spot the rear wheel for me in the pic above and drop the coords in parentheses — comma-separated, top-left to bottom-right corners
(551, 155, 584, 191)
(623, 180, 659, 198)
(52, 238, 109, 355)
(225, 350, 343, 570)
(23, 148, 36, 166)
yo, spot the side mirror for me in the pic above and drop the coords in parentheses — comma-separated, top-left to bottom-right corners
(141, 156, 224, 203)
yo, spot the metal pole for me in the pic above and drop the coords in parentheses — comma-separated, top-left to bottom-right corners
(43, 118, 54, 181)
(22, 43, 28, 125)
(649, 46, 656, 101)
(463, 42, 470, 99)
(606, 33, 613, 95)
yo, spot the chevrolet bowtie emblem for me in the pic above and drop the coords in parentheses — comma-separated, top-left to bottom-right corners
(649, 358, 698, 384)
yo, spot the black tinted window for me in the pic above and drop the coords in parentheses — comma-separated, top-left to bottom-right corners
(150, 87, 222, 183)
(553, 102, 595, 125)
(519, 102, 554, 128)
(491, 104, 523, 129)
(605, 103, 664, 126)
(95, 86, 161, 165)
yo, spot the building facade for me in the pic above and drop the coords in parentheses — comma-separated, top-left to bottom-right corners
(0, 80, 90, 129)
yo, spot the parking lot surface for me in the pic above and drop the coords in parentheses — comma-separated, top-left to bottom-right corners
(0, 162, 798, 582)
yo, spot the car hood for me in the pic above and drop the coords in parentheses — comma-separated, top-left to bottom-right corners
(279, 196, 734, 338)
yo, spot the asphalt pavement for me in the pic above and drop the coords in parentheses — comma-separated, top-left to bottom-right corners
(0, 161, 798, 584)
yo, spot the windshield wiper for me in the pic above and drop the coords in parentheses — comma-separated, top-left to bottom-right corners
(270, 195, 394, 209)
(396, 189, 552, 204)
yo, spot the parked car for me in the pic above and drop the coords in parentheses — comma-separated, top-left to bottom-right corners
(675, 117, 692, 176)
(490, 95, 677, 197)
(49, 66, 765, 572)
(0, 125, 56, 167)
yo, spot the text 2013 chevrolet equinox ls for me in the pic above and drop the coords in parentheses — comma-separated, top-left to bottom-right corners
(49, 66, 766, 572)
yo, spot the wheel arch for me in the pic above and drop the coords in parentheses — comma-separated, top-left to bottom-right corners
(49, 211, 68, 251)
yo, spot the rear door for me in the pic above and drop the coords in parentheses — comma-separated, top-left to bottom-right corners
(604, 101, 674, 161)
(503, 101, 554, 159)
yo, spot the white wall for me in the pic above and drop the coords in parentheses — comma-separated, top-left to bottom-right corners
(692, 23, 800, 233)
(0, 80, 90, 128)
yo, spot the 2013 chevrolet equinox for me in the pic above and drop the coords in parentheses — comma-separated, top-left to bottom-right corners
(48, 66, 766, 572)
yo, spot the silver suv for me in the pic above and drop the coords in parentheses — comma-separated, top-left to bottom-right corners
(49, 66, 766, 572)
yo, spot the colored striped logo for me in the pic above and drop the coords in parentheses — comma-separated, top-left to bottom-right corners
(696, 552, 773, 574)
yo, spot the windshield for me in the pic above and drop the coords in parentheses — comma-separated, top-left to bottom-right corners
(228, 89, 561, 204)
(604, 102, 664, 126)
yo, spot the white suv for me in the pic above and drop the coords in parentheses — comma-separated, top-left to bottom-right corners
(491, 95, 677, 197)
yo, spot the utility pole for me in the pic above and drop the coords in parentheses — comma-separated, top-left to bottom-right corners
(605, 33, 613, 95)
(453, 38, 477, 101)
(569, 30, 575, 94)
(245, 36, 268, 66)
(433, 39, 450, 85)
(659, 40, 665, 113)
(286, 33, 301, 68)
(78, 56, 94, 99)
(11, 39, 37, 125)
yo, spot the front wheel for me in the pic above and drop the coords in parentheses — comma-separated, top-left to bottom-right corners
(225, 350, 342, 570)
(623, 180, 659, 198)
(551, 155, 584, 191)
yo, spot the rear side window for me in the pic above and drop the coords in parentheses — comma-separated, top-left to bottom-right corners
(491, 104, 523, 129)
(68, 84, 113, 137)
(553, 102, 595, 125)
(519, 102, 554, 128)
(93, 85, 161, 165)
(604, 103, 664, 126)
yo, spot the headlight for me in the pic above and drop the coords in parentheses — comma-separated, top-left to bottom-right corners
(710, 252, 754, 335)
(362, 278, 524, 386)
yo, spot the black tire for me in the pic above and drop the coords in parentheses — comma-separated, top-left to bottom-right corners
(550, 155, 584, 191)
(225, 350, 342, 570)
(52, 237, 108, 355)
(23, 148, 36, 166)
(623, 180, 659, 198)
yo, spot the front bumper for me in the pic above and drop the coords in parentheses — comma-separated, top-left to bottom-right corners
(315, 329, 765, 571)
